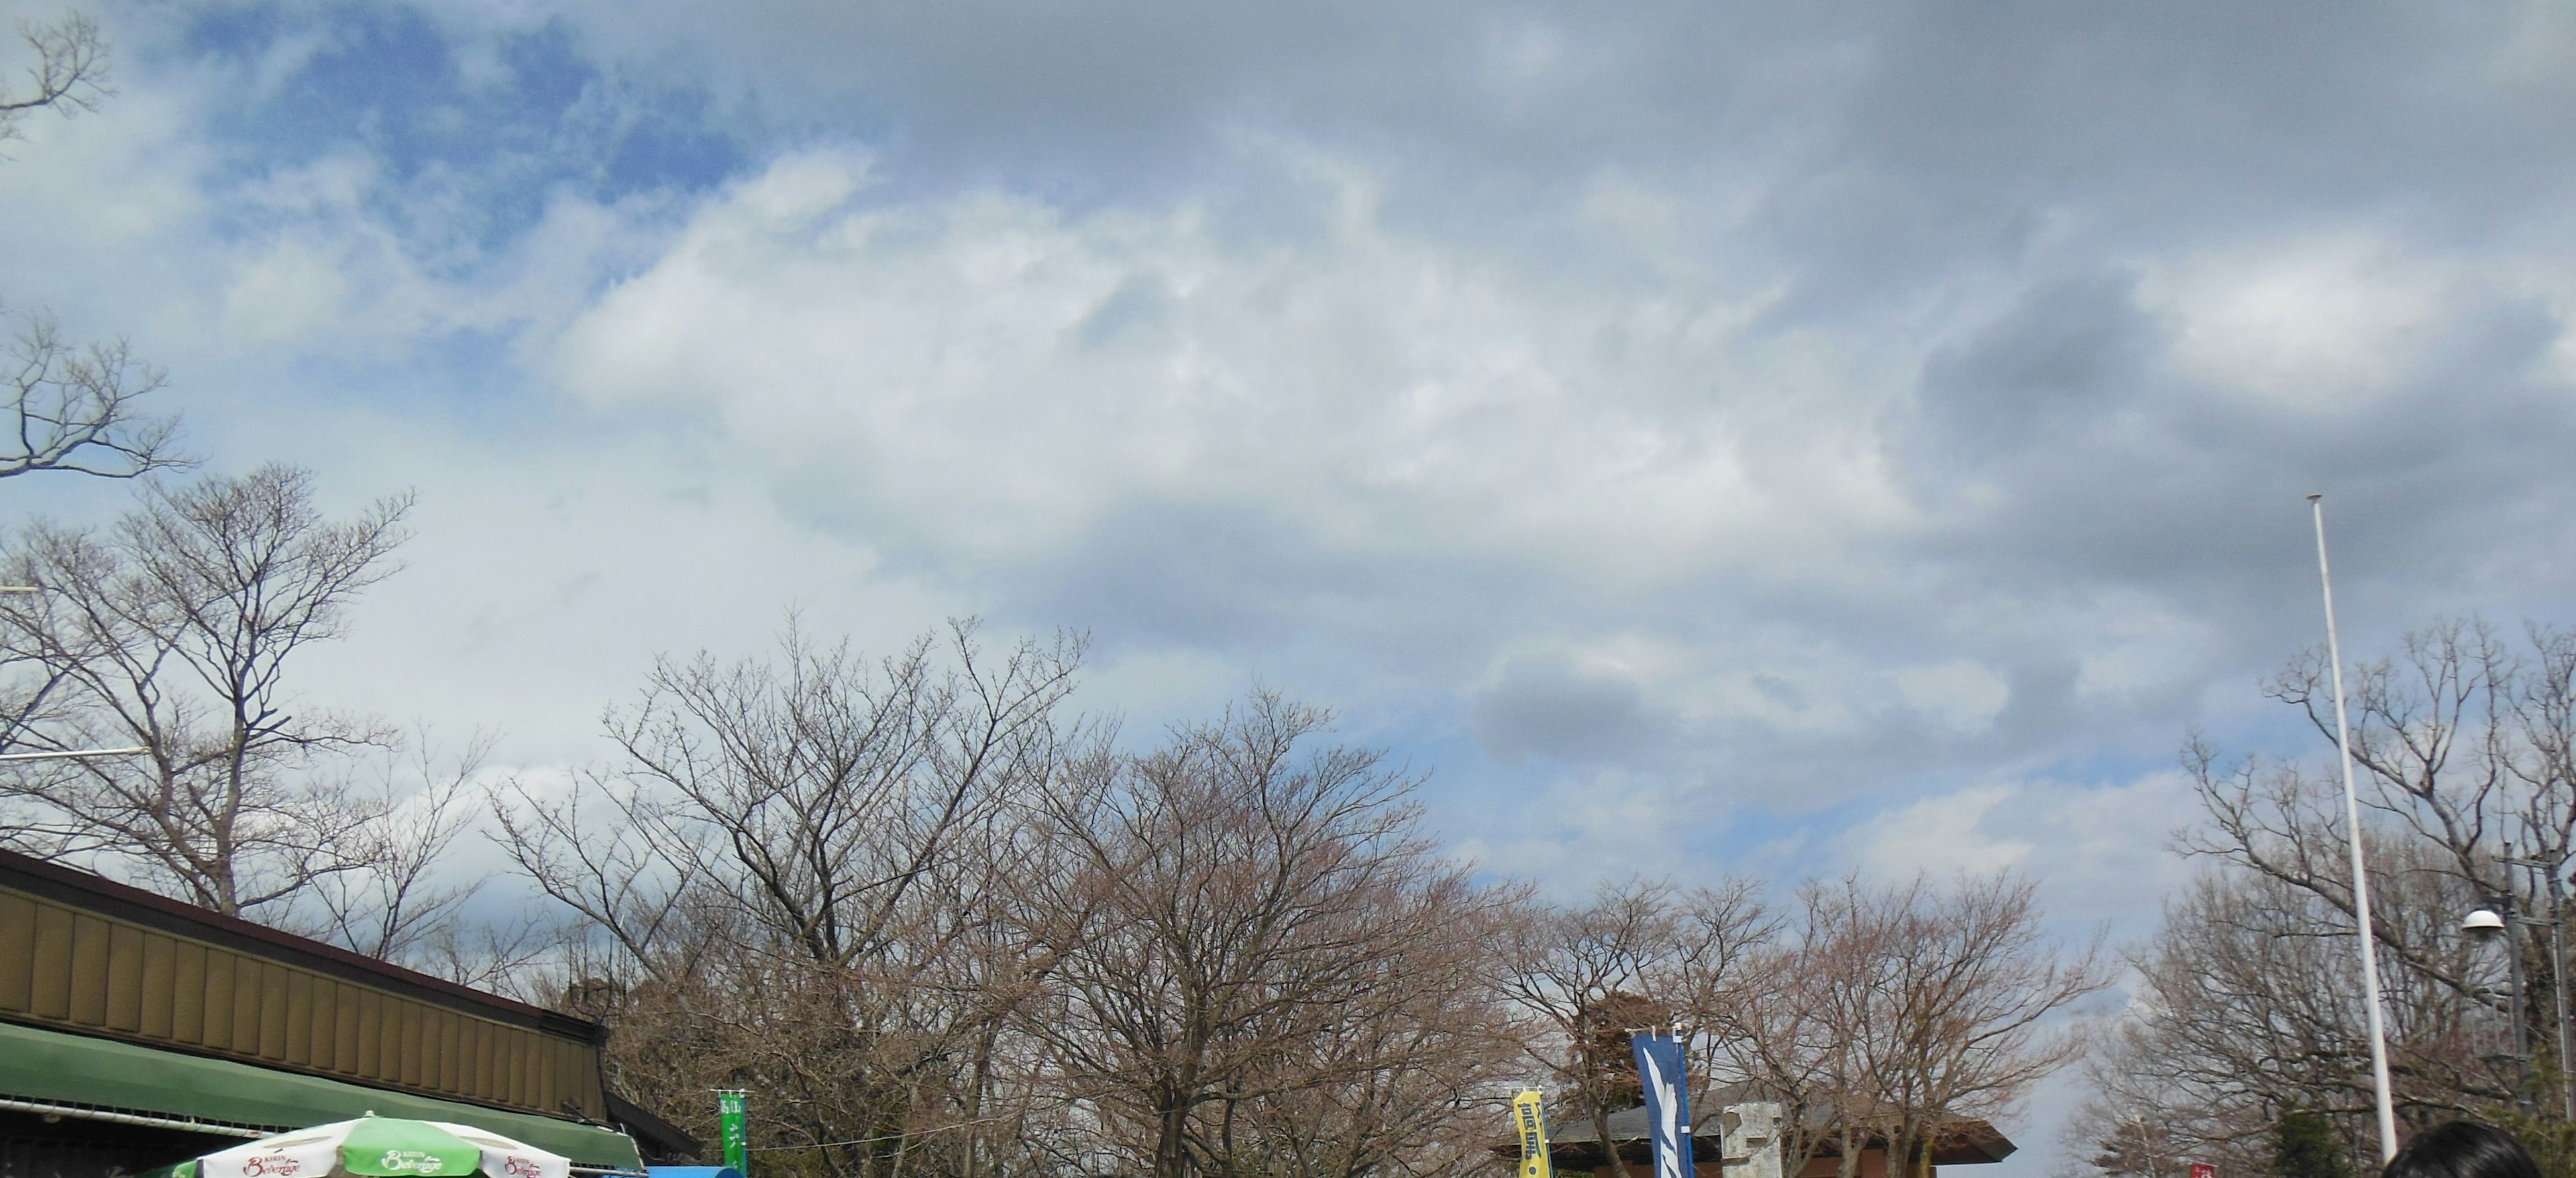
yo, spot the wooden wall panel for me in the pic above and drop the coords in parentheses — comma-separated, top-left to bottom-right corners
(356, 987, 382, 1075)
(231, 955, 262, 1055)
(0, 883, 606, 1120)
(30, 904, 70, 1020)
(202, 945, 235, 1047)
(332, 981, 361, 1073)
(105, 924, 142, 1031)
(283, 969, 312, 1062)
(67, 914, 108, 1025)
(0, 893, 31, 1011)
(174, 940, 207, 1045)
(398, 1000, 424, 1087)
(140, 932, 175, 1038)
(258, 962, 288, 1059)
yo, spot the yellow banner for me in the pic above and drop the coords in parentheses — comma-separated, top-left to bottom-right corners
(1513, 1089, 1554, 1178)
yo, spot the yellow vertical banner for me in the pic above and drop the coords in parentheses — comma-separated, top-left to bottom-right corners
(1513, 1089, 1554, 1178)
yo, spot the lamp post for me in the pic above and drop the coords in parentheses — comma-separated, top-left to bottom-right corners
(2465, 848, 2574, 1118)
(2463, 897, 2531, 1108)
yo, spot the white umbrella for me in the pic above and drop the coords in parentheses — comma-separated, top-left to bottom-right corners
(164, 1114, 572, 1178)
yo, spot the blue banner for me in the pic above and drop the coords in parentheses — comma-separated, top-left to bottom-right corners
(1630, 1032, 1693, 1178)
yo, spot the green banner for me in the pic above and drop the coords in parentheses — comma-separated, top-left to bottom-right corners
(720, 1090, 749, 1173)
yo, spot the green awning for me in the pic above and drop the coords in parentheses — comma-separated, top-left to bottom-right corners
(0, 1019, 641, 1169)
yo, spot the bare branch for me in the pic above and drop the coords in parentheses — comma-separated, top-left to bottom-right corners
(0, 11, 111, 145)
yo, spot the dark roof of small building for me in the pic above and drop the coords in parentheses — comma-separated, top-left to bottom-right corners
(1519, 1105, 2017, 1167)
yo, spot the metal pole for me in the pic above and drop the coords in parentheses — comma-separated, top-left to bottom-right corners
(2505, 851, 2532, 1107)
(2555, 869, 2571, 1120)
(2311, 493, 2400, 1161)
(2502, 850, 2571, 1117)
(0, 742, 148, 763)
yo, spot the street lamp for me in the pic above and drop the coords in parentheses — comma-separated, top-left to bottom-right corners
(2462, 900, 2530, 1105)
(2452, 861, 2576, 1113)
(2464, 849, 2575, 1119)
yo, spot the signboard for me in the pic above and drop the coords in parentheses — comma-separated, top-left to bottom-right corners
(719, 1090, 750, 1173)
(1512, 1089, 1554, 1178)
(2191, 1163, 2216, 1178)
(1630, 1033, 1692, 1178)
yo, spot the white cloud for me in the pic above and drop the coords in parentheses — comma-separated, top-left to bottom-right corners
(18, 9, 2576, 1175)
(1892, 659, 2012, 734)
(1851, 785, 2036, 876)
(2147, 231, 2459, 409)
(549, 144, 1904, 589)
(1844, 773, 2199, 934)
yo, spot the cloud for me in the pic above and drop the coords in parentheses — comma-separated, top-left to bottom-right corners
(1846, 772, 2200, 931)
(1851, 785, 2037, 877)
(15, 7, 2576, 1171)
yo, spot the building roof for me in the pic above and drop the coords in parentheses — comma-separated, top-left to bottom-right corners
(0, 847, 596, 1038)
(0, 845, 633, 1134)
(0, 1017, 643, 1168)
(1525, 1105, 2017, 1167)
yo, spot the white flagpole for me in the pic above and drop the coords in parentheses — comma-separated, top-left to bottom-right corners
(2310, 492, 2399, 1161)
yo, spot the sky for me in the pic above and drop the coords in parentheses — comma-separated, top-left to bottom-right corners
(8, 2, 2576, 1169)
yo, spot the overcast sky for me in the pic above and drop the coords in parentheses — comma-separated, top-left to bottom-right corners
(7, 3, 2576, 1168)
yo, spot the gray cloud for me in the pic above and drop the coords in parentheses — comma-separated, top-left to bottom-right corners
(15, 7, 2576, 1168)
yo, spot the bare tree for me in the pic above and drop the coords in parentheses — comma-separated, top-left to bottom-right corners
(3, 309, 181, 479)
(1494, 879, 1774, 1178)
(0, 465, 411, 918)
(2078, 837, 2504, 1175)
(1703, 889, 1870, 1178)
(0, 15, 183, 481)
(1027, 692, 1517, 1178)
(1831, 874, 2110, 1178)
(2070, 619, 2576, 1178)
(494, 619, 1087, 1177)
(0, 11, 110, 144)
(306, 727, 499, 962)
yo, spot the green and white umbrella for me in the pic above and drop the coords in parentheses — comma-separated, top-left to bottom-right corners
(164, 1114, 572, 1178)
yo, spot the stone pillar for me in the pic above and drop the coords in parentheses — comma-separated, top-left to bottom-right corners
(1720, 1102, 1784, 1178)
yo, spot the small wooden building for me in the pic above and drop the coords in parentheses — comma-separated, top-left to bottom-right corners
(0, 847, 694, 1177)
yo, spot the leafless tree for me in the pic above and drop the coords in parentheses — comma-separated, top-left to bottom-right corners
(1494, 879, 1774, 1178)
(1, 15, 184, 480)
(1827, 874, 2111, 1178)
(2070, 619, 2576, 1178)
(1493, 881, 1677, 1178)
(0, 11, 110, 144)
(1702, 889, 1868, 1178)
(1026, 692, 1519, 1178)
(0, 464, 411, 918)
(1499, 871, 2091, 1178)
(3, 309, 182, 479)
(305, 727, 500, 963)
(494, 619, 1087, 1177)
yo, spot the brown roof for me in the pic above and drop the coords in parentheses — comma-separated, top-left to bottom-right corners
(1506, 1105, 2017, 1168)
(0, 846, 598, 1039)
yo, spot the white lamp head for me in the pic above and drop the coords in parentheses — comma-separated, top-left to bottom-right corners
(2463, 908, 2508, 938)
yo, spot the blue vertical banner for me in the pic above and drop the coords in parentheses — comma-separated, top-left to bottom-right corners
(1631, 1031, 1693, 1178)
